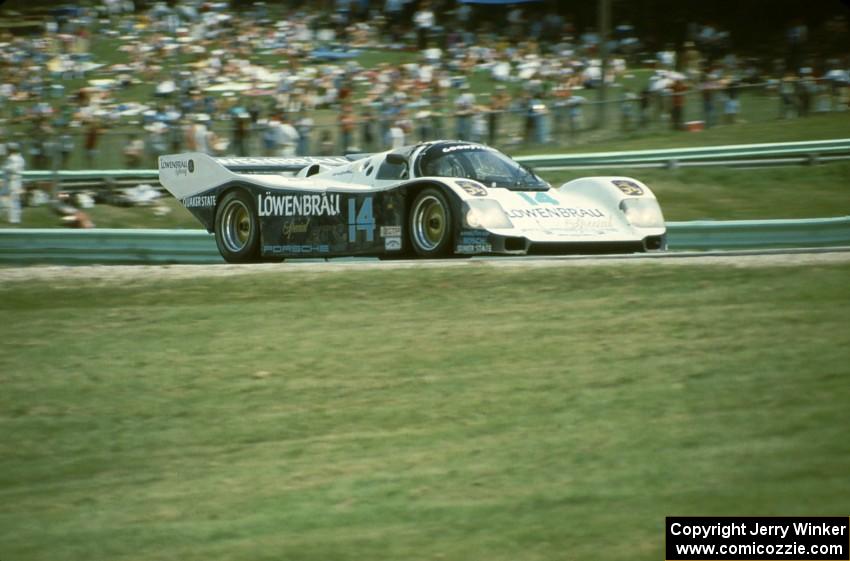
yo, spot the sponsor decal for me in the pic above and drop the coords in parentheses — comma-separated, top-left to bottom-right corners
(612, 179, 644, 196)
(457, 180, 488, 197)
(441, 143, 496, 154)
(282, 219, 310, 238)
(183, 194, 215, 208)
(456, 243, 492, 254)
(507, 207, 605, 220)
(380, 225, 402, 237)
(160, 158, 194, 176)
(385, 237, 402, 250)
(457, 229, 491, 253)
(459, 230, 489, 243)
(264, 244, 330, 254)
(258, 193, 341, 217)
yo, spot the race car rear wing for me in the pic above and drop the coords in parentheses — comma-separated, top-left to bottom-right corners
(158, 152, 359, 200)
(215, 155, 353, 173)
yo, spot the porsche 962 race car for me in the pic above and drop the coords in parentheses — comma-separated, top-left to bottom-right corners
(158, 141, 666, 262)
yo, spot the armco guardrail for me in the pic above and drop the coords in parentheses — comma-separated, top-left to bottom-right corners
(517, 138, 850, 169)
(0, 228, 223, 265)
(1, 217, 849, 265)
(22, 169, 159, 181)
(19, 138, 850, 183)
(666, 216, 850, 250)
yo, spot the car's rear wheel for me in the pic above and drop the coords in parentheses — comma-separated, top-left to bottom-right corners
(409, 188, 453, 257)
(215, 190, 260, 263)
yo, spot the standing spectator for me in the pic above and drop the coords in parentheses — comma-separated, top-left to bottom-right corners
(521, 92, 535, 144)
(779, 71, 797, 119)
(621, 89, 638, 132)
(551, 79, 572, 141)
(722, 76, 740, 124)
(123, 134, 145, 168)
(146, 121, 168, 167)
(471, 104, 487, 143)
(529, 93, 550, 144)
(168, 117, 184, 154)
(639, 86, 652, 128)
(507, 6, 524, 43)
(700, 74, 717, 128)
(276, 113, 299, 157)
(454, 86, 475, 141)
(295, 112, 313, 157)
(262, 115, 278, 156)
(384, 0, 403, 43)
(786, 19, 807, 72)
(429, 85, 447, 140)
(682, 41, 702, 82)
(318, 130, 334, 156)
(186, 114, 210, 154)
(413, 2, 435, 51)
(3, 143, 25, 224)
(59, 126, 74, 169)
(797, 70, 814, 117)
(566, 95, 585, 144)
(488, 85, 509, 146)
(83, 118, 102, 168)
(338, 104, 356, 153)
(360, 104, 376, 152)
(670, 79, 688, 130)
(231, 112, 250, 157)
(407, 90, 432, 142)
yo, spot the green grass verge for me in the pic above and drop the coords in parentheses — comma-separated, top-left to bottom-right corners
(1, 263, 849, 561)
(6, 197, 198, 230)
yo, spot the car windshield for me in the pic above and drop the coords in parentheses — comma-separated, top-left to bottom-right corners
(417, 145, 549, 191)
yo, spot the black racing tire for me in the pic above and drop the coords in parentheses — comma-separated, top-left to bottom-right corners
(214, 190, 261, 263)
(409, 188, 454, 258)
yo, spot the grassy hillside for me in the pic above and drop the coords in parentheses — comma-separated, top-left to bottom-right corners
(1, 263, 848, 561)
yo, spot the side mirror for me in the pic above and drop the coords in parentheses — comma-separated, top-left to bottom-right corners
(386, 153, 407, 166)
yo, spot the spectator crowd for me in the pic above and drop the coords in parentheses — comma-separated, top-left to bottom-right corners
(1, 0, 849, 200)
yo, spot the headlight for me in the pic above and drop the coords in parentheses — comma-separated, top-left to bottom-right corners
(619, 198, 665, 228)
(463, 199, 514, 229)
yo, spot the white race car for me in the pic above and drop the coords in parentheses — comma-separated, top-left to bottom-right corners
(158, 140, 666, 262)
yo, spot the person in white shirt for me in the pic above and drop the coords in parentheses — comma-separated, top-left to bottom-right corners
(3, 143, 26, 224)
(414, 2, 435, 50)
(275, 114, 300, 157)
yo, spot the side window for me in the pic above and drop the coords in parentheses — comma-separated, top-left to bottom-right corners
(376, 158, 407, 180)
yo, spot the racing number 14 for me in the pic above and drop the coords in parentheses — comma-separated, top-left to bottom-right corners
(518, 192, 559, 206)
(348, 197, 375, 243)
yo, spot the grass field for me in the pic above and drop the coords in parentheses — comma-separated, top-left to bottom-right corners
(1, 262, 849, 561)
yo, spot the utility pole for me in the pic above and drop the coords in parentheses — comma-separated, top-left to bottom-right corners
(597, 0, 611, 129)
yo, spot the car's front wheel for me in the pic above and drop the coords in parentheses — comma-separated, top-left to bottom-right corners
(409, 188, 453, 257)
(215, 190, 260, 263)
